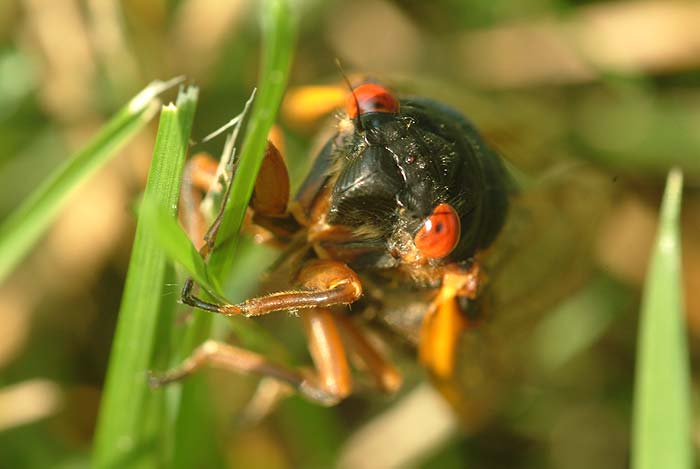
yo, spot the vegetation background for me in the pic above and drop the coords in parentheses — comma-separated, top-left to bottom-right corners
(0, 0, 698, 468)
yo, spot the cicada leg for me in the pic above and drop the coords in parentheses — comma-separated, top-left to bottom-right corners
(149, 306, 351, 405)
(153, 260, 364, 404)
(335, 315, 403, 393)
(180, 259, 362, 317)
(181, 139, 299, 252)
(247, 138, 300, 241)
(419, 261, 485, 379)
(156, 253, 405, 404)
(301, 307, 352, 401)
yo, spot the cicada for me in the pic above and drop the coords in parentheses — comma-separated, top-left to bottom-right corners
(150, 79, 610, 425)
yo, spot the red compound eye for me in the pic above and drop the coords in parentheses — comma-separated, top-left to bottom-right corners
(414, 203, 461, 259)
(345, 83, 399, 119)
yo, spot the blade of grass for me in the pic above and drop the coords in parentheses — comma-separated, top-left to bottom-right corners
(208, 0, 298, 281)
(631, 168, 691, 469)
(170, 1, 298, 467)
(139, 199, 224, 300)
(92, 85, 198, 469)
(0, 77, 184, 284)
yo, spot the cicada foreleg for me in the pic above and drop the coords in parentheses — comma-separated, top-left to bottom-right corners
(181, 137, 298, 253)
(178, 133, 301, 309)
(180, 259, 361, 317)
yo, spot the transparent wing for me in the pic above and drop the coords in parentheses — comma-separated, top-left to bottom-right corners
(448, 163, 614, 427)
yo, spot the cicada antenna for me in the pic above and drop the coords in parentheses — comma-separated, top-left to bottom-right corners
(334, 58, 364, 132)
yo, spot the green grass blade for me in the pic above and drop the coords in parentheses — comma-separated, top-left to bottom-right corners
(92, 86, 198, 469)
(169, 2, 298, 467)
(208, 0, 298, 280)
(0, 77, 183, 284)
(169, 311, 225, 469)
(139, 199, 224, 299)
(631, 168, 691, 469)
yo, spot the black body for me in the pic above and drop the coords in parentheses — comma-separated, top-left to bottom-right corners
(296, 96, 512, 270)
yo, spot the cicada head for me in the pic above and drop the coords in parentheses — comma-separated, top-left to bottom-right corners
(324, 84, 513, 270)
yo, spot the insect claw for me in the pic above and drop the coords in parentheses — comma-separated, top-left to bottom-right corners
(299, 380, 340, 407)
(147, 366, 192, 388)
(146, 370, 165, 389)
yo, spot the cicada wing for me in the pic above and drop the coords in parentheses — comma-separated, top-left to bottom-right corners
(447, 164, 614, 428)
(489, 165, 613, 330)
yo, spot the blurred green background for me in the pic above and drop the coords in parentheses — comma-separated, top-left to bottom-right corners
(0, 0, 699, 468)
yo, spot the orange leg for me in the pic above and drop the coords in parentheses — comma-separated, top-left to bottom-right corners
(153, 289, 403, 404)
(180, 137, 298, 250)
(156, 260, 364, 404)
(149, 307, 352, 405)
(249, 141, 300, 240)
(419, 262, 485, 379)
(301, 308, 352, 400)
(237, 313, 401, 419)
(181, 259, 362, 317)
(336, 315, 403, 393)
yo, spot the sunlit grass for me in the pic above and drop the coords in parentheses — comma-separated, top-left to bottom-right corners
(92, 86, 198, 469)
(132, 1, 298, 468)
(0, 2, 694, 468)
(632, 168, 691, 469)
(0, 77, 183, 284)
(207, 0, 297, 281)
